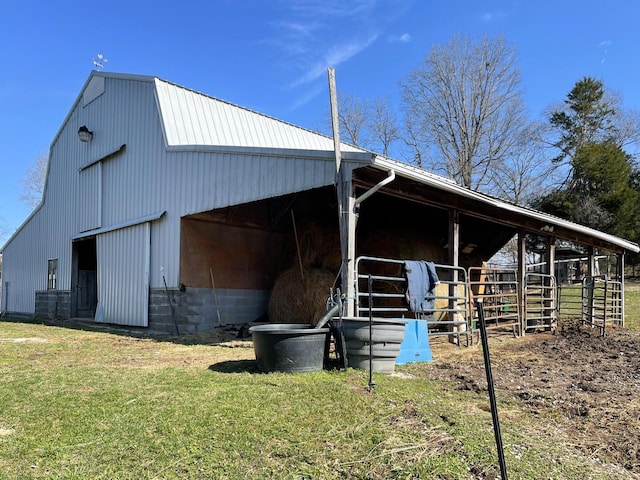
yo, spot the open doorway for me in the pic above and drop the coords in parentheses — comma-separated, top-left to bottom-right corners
(71, 237, 98, 319)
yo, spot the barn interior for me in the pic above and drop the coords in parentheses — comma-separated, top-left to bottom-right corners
(178, 166, 521, 325)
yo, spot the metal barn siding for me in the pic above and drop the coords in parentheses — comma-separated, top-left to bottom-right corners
(1, 216, 45, 313)
(1, 72, 367, 318)
(165, 151, 341, 212)
(81, 77, 175, 291)
(77, 162, 101, 232)
(96, 222, 150, 326)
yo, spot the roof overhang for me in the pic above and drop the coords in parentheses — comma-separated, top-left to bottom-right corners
(355, 156, 639, 254)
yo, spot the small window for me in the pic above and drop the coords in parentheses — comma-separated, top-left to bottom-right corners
(47, 259, 58, 290)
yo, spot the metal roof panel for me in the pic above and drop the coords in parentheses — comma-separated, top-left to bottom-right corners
(154, 78, 363, 153)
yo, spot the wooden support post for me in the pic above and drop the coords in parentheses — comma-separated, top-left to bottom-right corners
(448, 209, 460, 343)
(517, 230, 526, 336)
(587, 245, 595, 326)
(545, 236, 556, 276)
(328, 67, 356, 317)
(544, 236, 556, 330)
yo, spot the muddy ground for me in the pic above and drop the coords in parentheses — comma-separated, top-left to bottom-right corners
(424, 320, 640, 474)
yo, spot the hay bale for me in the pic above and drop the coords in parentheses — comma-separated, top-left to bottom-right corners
(294, 221, 341, 271)
(358, 229, 446, 264)
(268, 267, 336, 325)
(433, 283, 469, 332)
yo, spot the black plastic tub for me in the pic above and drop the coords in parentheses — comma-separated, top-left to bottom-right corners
(249, 324, 330, 373)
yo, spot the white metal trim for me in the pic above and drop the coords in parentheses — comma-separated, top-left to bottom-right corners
(71, 211, 165, 240)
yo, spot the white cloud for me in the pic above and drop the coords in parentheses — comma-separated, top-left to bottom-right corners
(289, 84, 326, 111)
(388, 33, 411, 43)
(598, 40, 612, 64)
(290, 34, 379, 87)
(481, 10, 507, 22)
(267, 0, 410, 108)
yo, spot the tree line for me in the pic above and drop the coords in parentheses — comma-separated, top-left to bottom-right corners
(326, 34, 640, 264)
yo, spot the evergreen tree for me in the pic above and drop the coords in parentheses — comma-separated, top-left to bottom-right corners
(571, 141, 638, 238)
(549, 76, 616, 165)
(534, 78, 639, 243)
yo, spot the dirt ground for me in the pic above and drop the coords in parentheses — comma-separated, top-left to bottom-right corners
(424, 320, 640, 474)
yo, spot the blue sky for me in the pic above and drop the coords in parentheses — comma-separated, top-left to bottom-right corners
(2, 0, 640, 245)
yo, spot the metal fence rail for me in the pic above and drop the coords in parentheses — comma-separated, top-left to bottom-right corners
(468, 267, 520, 336)
(606, 279, 624, 326)
(582, 276, 623, 335)
(354, 256, 471, 345)
(352, 257, 625, 346)
(557, 282, 583, 320)
(524, 273, 557, 332)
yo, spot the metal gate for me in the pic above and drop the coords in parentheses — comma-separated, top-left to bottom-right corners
(354, 256, 471, 345)
(468, 267, 519, 336)
(581, 276, 623, 335)
(557, 282, 583, 320)
(524, 273, 557, 332)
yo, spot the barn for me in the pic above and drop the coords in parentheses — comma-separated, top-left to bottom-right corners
(1, 71, 638, 335)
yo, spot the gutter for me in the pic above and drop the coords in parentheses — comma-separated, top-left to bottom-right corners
(354, 169, 396, 213)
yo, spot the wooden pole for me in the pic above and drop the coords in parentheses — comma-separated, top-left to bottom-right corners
(517, 229, 526, 336)
(290, 210, 305, 288)
(209, 268, 222, 326)
(328, 67, 341, 177)
(448, 209, 460, 343)
(328, 67, 355, 316)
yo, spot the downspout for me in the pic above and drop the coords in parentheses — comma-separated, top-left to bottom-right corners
(354, 169, 396, 212)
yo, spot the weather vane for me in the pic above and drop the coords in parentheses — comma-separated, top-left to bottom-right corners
(92, 54, 109, 71)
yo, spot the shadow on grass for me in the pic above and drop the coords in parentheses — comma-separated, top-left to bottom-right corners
(1, 316, 252, 347)
(208, 359, 260, 374)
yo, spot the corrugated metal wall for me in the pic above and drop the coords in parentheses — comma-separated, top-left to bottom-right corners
(97, 222, 149, 326)
(1, 73, 343, 318)
(77, 162, 101, 232)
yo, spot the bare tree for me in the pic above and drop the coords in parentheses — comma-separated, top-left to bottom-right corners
(336, 93, 371, 148)
(323, 93, 401, 156)
(491, 123, 558, 204)
(0, 218, 7, 245)
(603, 92, 640, 157)
(401, 34, 527, 191)
(370, 97, 400, 156)
(20, 153, 48, 209)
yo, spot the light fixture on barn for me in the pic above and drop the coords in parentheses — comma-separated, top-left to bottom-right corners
(78, 125, 94, 143)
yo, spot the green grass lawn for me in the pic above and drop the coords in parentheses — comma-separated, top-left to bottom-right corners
(625, 280, 640, 330)
(1, 294, 638, 480)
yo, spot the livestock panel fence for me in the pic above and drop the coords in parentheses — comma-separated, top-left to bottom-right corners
(351, 256, 625, 346)
(354, 256, 471, 346)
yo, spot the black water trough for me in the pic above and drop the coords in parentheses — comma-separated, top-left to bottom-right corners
(341, 317, 407, 373)
(249, 324, 330, 373)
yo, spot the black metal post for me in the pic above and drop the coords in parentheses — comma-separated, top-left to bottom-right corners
(368, 274, 375, 390)
(476, 301, 508, 479)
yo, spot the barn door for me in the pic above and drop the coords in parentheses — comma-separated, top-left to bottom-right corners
(96, 222, 150, 327)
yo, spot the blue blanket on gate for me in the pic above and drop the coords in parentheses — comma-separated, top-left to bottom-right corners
(404, 260, 440, 312)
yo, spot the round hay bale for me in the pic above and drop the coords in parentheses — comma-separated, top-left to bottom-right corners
(297, 221, 341, 271)
(358, 229, 401, 259)
(268, 267, 336, 325)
